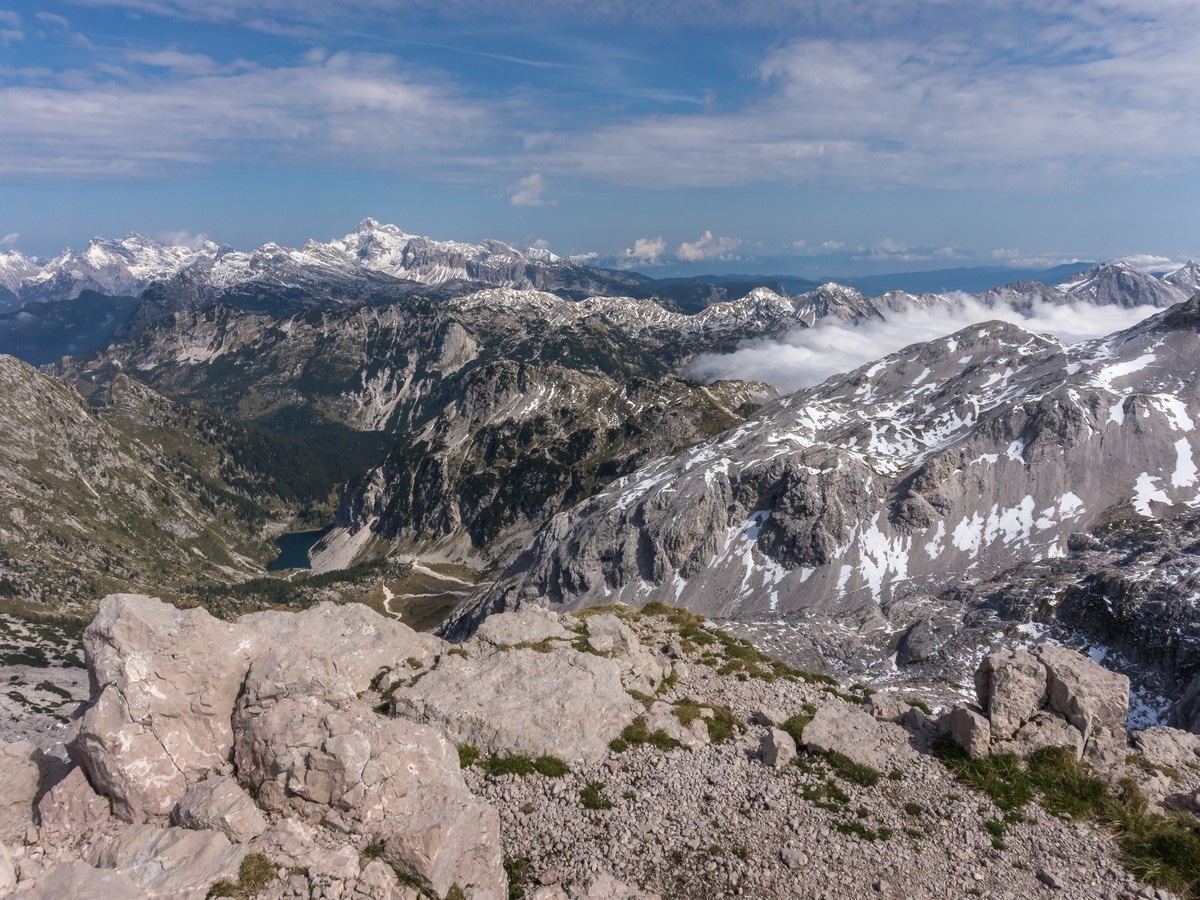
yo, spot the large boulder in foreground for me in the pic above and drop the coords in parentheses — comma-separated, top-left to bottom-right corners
(69, 594, 264, 822)
(390, 633, 644, 764)
(953, 643, 1129, 771)
(90, 823, 245, 899)
(234, 625, 505, 899)
(803, 701, 917, 770)
(237, 600, 444, 695)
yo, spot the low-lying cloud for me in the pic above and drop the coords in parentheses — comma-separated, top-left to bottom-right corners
(685, 297, 1162, 392)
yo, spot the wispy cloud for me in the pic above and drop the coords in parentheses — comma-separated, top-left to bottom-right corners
(523, 3, 1200, 191)
(0, 232, 19, 247)
(126, 50, 221, 74)
(35, 11, 70, 28)
(0, 51, 497, 177)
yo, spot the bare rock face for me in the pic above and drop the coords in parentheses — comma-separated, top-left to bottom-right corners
(802, 702, 916, 770)
(90, 823, 245, 898)
(170, 775, 266, 844)
(474, 606, 575, 647)
(1168, 672, 1200, 733)
(955, 643, 1129, 772)
(237, 600, 443, 694)
(12, 859, 146, 899)
(36, 767, 112, 838)
(69, 594, 264, 823)
(390, 640, 643, 764)
(233, 624, 505, 899)
(944, 705, 991, 759)
(581, 613, 669, 695)
(0, 842, 15, 895)
(0, 741, 44, 842)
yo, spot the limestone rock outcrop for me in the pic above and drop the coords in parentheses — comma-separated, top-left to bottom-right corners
(51, 594, 507, 899)
(1168, 672, 1200, 734)
(390, 614, 645, 763)
(90, 824, 246, 898)
(950, 643, 1130, 771)
(170, 775, 267, 844)
(68, 594, 264, 823)
(36, 767, 111, 838)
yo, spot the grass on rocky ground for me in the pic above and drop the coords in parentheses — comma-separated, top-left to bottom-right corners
(206, 853, 274, 898)
(580, 781, 613, 811)
(610, 716, 680, 753)
(935, 737, 1200, 897)
(456, 751, 570, 778)
(504, 858, 530, 899)
(636, 602, 847, 692)
(670, 698, 744, 744)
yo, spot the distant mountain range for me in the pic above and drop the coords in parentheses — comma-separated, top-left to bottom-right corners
(6, 218, 1194, 314)
(1, 217, 1197, 369)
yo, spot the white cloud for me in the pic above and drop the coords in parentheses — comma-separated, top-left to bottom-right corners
(35, 11, 69, 27)
(509, 172, 557, 207)
(791, 239, 807, 250)
(0, 10, 19, 28)
(989, 248, 1092, 268)
(0, 28, 21, 44)
(677, 230, 741, 262)
(155, 228, 210, 249)
(0, 232, 18, 247)
(820, 241, 844, 251)
(685, 296, 1161, 391)
(623, 236, 666, 265)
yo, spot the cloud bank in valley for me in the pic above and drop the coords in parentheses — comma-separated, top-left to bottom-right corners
(685, 298, 1163, 392)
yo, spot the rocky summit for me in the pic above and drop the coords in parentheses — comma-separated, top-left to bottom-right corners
(4, 594, 1200, 899)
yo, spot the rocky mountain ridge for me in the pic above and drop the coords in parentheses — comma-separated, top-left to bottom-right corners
(457, 298, 1200, 702)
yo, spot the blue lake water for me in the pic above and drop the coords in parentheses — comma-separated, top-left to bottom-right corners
(267, 527, 332, 571)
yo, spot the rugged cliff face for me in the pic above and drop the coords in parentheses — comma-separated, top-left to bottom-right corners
(336, 370, 772, 567)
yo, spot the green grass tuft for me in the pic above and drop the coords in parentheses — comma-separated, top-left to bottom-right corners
(533, 755, 569, 777)
(825, 751, 880, 788)
(482, 754, 535, 777)
(580, 781, 613, 810)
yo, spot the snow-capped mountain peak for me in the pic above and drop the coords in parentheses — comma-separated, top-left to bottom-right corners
(1164, 260, 1200, 296)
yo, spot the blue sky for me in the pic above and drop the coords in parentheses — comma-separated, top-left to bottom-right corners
(1, 0, 1198, 275)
